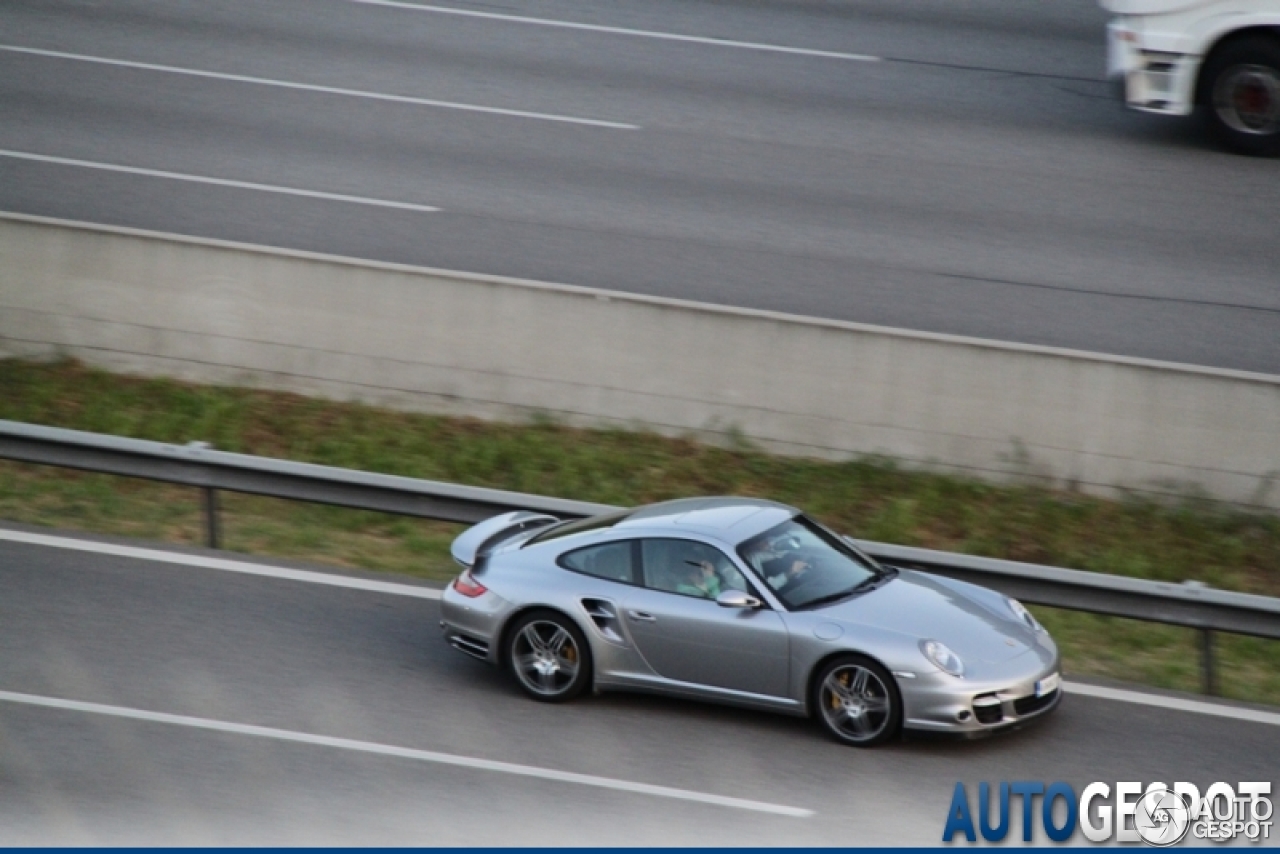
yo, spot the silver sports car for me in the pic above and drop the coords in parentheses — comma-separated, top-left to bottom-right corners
(440, 497, 1061, 746)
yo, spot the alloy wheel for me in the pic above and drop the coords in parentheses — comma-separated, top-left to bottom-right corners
(510, 617, 584, 699)
(816, 660, 898, 745)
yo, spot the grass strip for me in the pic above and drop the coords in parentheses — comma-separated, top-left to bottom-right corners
(2, 358, 1278, 705)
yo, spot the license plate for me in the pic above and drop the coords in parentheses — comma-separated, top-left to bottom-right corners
(1036, 672, 1060, 697)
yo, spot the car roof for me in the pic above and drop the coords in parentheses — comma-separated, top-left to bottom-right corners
(614, 496, 798, 543)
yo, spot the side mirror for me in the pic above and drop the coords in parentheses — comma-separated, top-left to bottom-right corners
(716, 589, 763, 609)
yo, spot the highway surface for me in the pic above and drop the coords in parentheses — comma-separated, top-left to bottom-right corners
(1, 0, 1278, 373)
(2, 528, 1277, 845)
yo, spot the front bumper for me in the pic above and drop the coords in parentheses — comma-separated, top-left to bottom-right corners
(1107, 18, 1197, 115)
(902, 649, 1063, 735)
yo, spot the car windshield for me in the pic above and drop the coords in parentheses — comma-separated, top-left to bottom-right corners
(736, 516, 887, 610)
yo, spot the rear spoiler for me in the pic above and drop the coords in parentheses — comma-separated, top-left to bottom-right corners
(450, 511, 560, 568)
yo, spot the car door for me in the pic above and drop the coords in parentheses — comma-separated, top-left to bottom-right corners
(620, 538, 790, 698)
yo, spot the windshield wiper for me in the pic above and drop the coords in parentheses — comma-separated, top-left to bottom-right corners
(801, 572, 894, 609)
(854, 570, 893, 592)
(798, 586, 862, 610)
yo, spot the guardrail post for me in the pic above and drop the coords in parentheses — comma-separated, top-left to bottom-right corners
(203, 486, 220, 550)
(1200, 628, 1217, 696)
(186, 441, 220, 550)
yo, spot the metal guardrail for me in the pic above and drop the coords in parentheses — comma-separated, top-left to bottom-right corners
(0, 420, 617, 532)
(3, 419, 1278, 697)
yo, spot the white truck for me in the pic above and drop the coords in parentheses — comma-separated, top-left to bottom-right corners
(1101, 0, 1280, 154)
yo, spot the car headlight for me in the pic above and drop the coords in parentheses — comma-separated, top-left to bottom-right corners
(1006, 597, 1044, 632)
(920, 639, 965, 677)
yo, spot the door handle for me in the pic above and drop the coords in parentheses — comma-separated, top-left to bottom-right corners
(627, 610, 656, 622)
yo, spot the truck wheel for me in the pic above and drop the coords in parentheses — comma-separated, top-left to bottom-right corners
(1202, 36, 1280, 156)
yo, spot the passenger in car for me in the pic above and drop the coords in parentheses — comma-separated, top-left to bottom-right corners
(676, 559, 722, 599)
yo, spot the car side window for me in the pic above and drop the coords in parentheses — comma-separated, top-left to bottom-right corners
(640, 538, 752, 600)
(558, 541, 636, 585)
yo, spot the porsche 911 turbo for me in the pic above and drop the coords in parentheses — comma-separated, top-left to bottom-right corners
(440, 496, 1060, 746)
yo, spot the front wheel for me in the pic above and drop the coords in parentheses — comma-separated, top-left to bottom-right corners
(812, 655, 902, 747)
(1203, 36, 1280, 156)
(505, 610, 592, 702)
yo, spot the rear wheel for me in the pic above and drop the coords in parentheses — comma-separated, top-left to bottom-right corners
(812, 655, 902, 747)
(505, 610, 592, 702)
(1202, 36, 1280, 156)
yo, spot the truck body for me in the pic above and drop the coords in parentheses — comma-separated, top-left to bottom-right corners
(1101, 0, 1280, 153)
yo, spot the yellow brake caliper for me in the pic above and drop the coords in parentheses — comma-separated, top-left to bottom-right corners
(831, 671, 849, 709)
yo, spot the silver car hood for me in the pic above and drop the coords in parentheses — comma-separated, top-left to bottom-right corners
(811, 570, 1037, 663)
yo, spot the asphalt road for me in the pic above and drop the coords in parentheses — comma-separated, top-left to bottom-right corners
(1, 0, 1278, 373)
(2, 532, 1277, 845)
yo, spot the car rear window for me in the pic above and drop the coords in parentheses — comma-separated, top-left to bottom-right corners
(558, 541, 637, 584)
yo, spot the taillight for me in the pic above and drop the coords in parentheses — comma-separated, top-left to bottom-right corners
(452, 569, 488, 598)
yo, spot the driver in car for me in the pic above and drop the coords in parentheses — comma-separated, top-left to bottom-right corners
(744, 538, 810, 591)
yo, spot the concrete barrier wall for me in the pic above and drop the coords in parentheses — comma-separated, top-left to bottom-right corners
(3, 213, 1278, 508)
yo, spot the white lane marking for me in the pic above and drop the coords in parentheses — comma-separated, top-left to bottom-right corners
(347, 0, 880, 63)
(1064, 681, 1280, 727)
(0, 528, 443, 599)
(5, 528, 1278, 727)
(0, 44, 637, 130)
(0, 690, 814, 817)
(0, 150, 441, 212)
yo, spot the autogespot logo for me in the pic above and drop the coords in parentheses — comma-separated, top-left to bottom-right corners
(1134, 788, 1191, 846)
(942, 781, 1273, 845)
